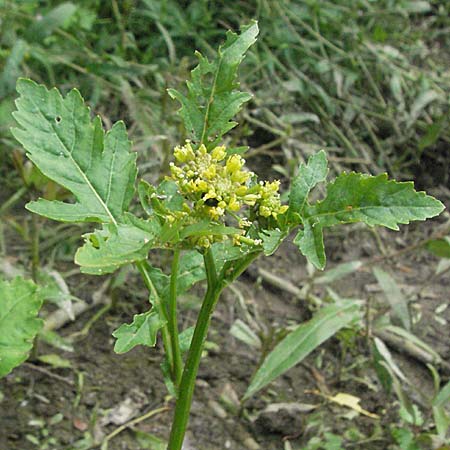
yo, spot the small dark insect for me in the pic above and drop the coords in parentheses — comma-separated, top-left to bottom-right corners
(204, 198, 219, 207)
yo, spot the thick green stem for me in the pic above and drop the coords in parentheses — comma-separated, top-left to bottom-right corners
(136, 261, 174, 379)
(168, 248, 183, 388)
(167, 248, 222, 450)
(166, 249, 261, 449)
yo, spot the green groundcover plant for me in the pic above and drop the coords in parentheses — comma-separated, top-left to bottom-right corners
(2, 22, 445, 448)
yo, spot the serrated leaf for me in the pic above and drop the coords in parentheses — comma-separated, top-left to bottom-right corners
(168, 21, 258, 148)
(0, 277, 43, 377)
(112, 310, 166, 354)
(295, 173, 444, 269)
(308, 173, 444, 231)
(244, 301, 361, 399)
(288, 150, 328, 223)
(75, 215, 160, 275)
(293, 220, 325, 269)
(12, 79, 137, 225)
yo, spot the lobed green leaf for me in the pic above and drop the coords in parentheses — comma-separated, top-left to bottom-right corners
(75, 216, 160, 275)
(288, 150, 328, 223)
(12, 79, 137, 225)
(168, 21, 258, 149)
(294, 170, 444, 269)
(293, 220, 325, 269)
(260, 228, 287, 256)
(112, 310, 166, 354)
(308, 172, 444, 230)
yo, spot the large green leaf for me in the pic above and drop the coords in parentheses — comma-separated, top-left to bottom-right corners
(12, 79, 137, 225)
(288, 150, 328, 223)
(112, 310, 166, 354)
(308, 173, 444, 230)
(244, 301, 362, 399)
(0, 277, 43, 377)
(168, 21, 258, 149)
(295, 172, 444, 269)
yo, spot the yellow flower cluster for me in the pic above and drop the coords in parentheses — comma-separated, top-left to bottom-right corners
(167, 142, 288, 247)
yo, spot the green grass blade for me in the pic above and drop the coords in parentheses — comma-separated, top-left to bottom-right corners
(244, 301, 361, 399)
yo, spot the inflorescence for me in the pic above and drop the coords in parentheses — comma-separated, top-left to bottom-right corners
(167, 142, 288, 247)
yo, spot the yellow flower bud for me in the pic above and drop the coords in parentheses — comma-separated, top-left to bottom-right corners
(196, 179, 208, 191)
(211, 146, 226, 161)
(226, 155, 244, 173)
(243, 194, 259, 206)
(170, 165, 184, 179)
(236, 186, 248, 196)
(174, 144, 195, 163)
(231, 170, 251, 183)
(202, 165, 216, 179)
(197, 236, 211, 248)
(259, 205, 272, 217)
(228, 195, 241, 211)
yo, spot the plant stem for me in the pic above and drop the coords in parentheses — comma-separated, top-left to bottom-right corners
(167, 248, 222, 450)
(168, 247, 183, 388)
(136, 261, 175, 381)
(31, 213, 40, 282)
